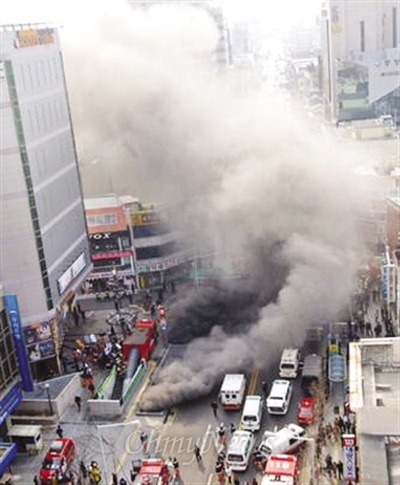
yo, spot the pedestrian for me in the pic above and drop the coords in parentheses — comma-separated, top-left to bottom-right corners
(215, 460, 225, 484)
(112, 472, 118, 485)
(365, 321, 373, 336)
(140, 431, 148, 453)
(332, 461, 338, 478)
(225, 464, 233, 484)
(337, 460, 344, 479)
(261, 381, 268, 396)
(252, 479, 258, 485)
(211, 400, 218, 418)
(194, 444, 202, 463)
(56, 424, 63, 438)
(74, 395, 82, 412)
(33, 476, 39, 485)
(79, 461, 88, 479)
(325, 453, 333, 469)
(218, 422, 226, 446)
(234, 478, 240, 485)
(230, 423, 236, 434)
(172, 457, 180, 478)
(119, 478, 127, 485)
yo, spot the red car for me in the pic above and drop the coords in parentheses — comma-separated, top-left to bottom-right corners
(297, 397, 317, 425)
(39, 438, 75, 484)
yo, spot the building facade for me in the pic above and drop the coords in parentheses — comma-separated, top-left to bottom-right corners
(321, 0, 399, 123)
(0, 25, 91, 379)
(84, 195, 197, 291)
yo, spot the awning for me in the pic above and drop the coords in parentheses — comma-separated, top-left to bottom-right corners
(0, 443, 17, 475)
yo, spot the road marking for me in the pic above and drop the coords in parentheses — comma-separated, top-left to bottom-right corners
(207, 473, 214, 485)
(247, 363, 259, 395)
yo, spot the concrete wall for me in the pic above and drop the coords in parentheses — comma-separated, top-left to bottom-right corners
(16, 374, 81, 418)
(87, 398, 123, 418)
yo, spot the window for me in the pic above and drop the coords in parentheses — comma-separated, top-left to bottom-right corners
(393, 8, 397, 48)
(136, 242, 176, 260)
(360, 21, 365, 52)
(87, 213, 118, 226)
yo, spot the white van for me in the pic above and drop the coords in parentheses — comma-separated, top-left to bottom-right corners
(219, 374, 246, 410)
(258, 423, 306, 458)
(279, 348, 301, 378)
(240, 395, 263, 432)
(266, 380, 293, 415)
(8, 424, 43, 454)
(226, 430, 255, 471)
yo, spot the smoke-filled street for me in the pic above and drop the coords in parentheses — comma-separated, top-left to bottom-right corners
(2, 0, 399, 484)
(56, 1, 375, 412)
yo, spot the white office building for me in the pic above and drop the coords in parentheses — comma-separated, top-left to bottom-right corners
(0, 24, 91, 378)
(321, 0, 399, 123)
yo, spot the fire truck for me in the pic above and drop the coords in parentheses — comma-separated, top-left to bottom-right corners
(132, 458, 170, 484)
(261, 454, 299, 485)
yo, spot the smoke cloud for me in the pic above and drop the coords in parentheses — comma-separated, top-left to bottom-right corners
(58, 1, 376, 409)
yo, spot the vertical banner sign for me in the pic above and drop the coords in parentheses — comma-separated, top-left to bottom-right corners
(342, 434, 356, 482)
(3, 294, 34, 392)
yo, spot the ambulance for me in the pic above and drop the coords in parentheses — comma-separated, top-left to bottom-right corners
(219, 374, 246, 410)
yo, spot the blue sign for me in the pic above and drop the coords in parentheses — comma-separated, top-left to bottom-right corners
(0, 442, 17, 476)
(0, 382, 22, 425)
(3, 295, 34, 392)
(328, 354, 346, 382)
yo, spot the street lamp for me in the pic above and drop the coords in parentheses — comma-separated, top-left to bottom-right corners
(123, 206, 140, 293)
(97, 420, 140, 484)
(44, 383, 54, 416)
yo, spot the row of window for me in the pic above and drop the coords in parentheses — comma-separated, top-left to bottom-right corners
(31, 133, 75, 183)
(26, 97, 68, 139)
(136, 242, 177, 260)
(87, 213, 118, 226)
(17, 55, 61, 93)
(133, 223, 169, 238)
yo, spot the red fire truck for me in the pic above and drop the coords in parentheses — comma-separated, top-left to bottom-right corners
(261, 454, 299, 485)
(132, 458, 170, 484)
(122, 327, 155, 360)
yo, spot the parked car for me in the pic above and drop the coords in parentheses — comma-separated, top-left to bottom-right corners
(297, 397, 317, 425)
(39, 438, 75, 484)
(257, 424, 306, 459)
(226, 430, 255, 471)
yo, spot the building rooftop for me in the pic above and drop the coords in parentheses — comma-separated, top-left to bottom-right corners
(84, 195, 121, 210)
(349, 338, 400, 485)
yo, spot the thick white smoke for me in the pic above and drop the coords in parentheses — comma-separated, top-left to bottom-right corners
(57, 1, 376, 409)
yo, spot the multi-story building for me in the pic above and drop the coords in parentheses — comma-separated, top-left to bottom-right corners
(84, 195, 137, 286)
(321, 0, 399, 123)
(349, 338, 400, 484)
(83, 195, 195, 291)
(0, 24, 91, 379)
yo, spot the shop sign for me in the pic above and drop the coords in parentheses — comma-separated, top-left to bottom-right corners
(342, 434, 356, 481)
(57, 252, 87, 294)
(381, 264, 396, 302)
(14, 28, 55, 49)
(90, 232, 112, 239)
(23, 322, 55, 363)
(137, 256, 183, 273)
(3, 294, 33, 392)
(91, 250, 132, 261)
(131, 211, 161, 225)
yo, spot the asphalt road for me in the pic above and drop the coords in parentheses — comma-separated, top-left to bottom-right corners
(155, 355, 312, 484)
